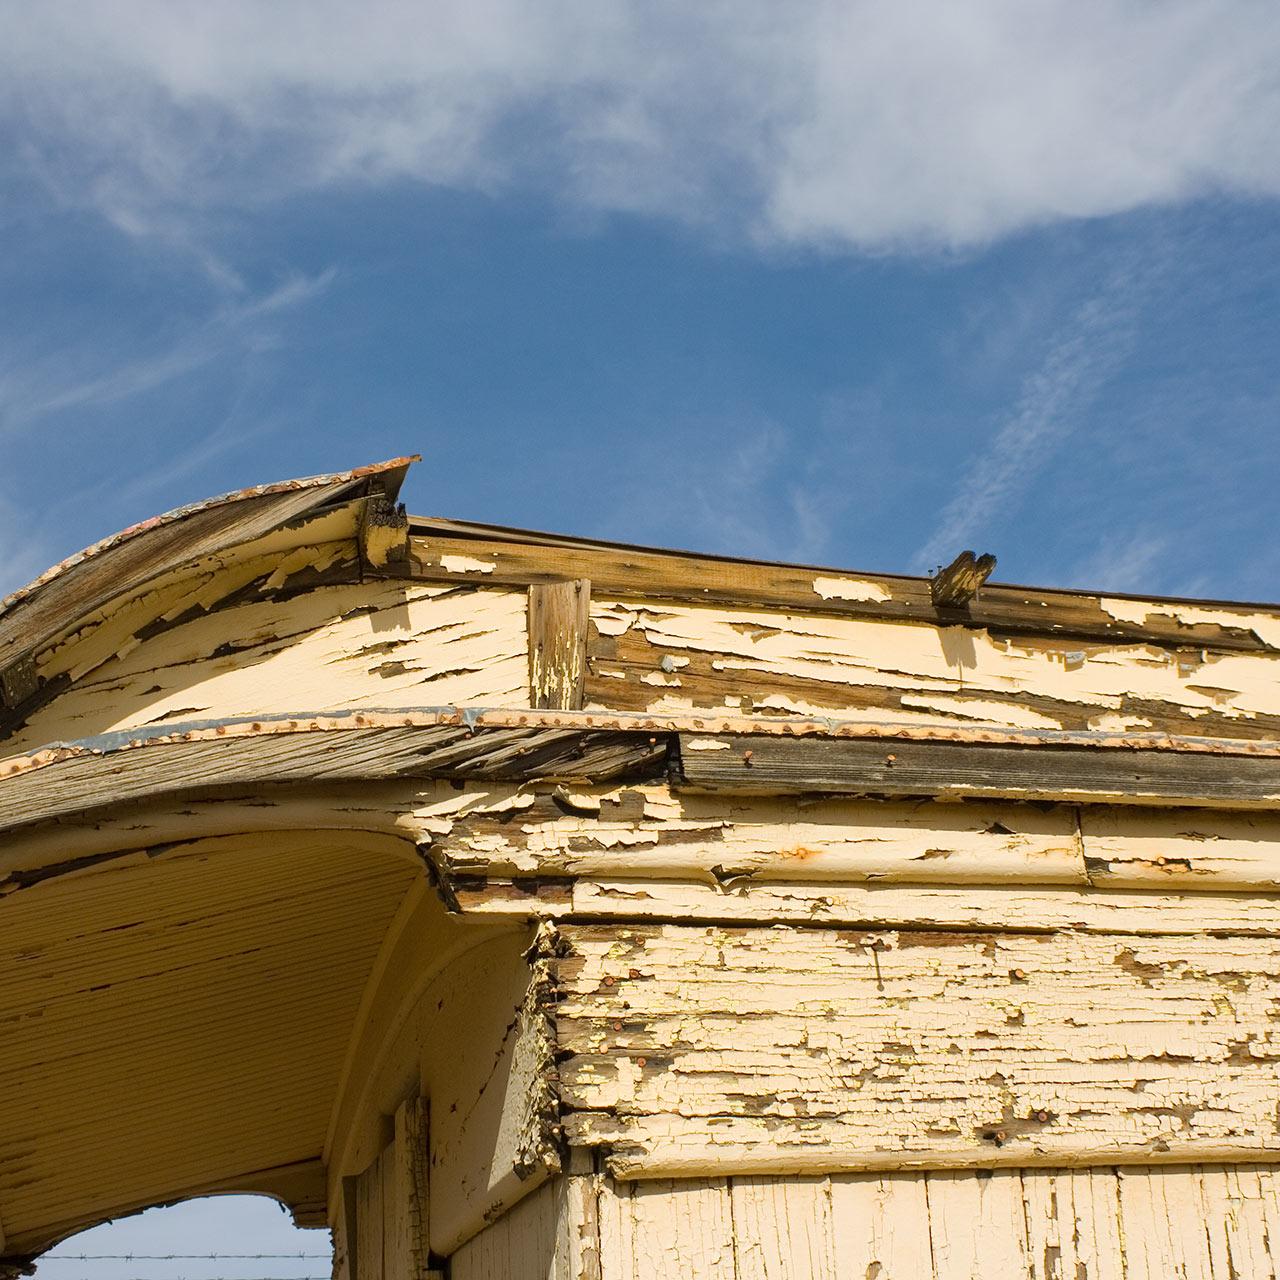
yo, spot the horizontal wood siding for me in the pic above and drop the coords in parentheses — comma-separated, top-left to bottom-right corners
(555, 924, 1280, 1177)
(678, 733, 1280, 808)
(586, 598, 1280, 740)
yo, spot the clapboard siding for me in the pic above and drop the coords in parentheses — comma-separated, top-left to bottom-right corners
(556, 924, 1280, 1176)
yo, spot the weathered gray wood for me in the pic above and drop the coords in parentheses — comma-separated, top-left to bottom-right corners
(930, 550, 996, 608)
(359, 494, 411, 570)
(0, 460, 412, 698)
(678, 733, 1280, 808)
(0, 724, 669, 834)
(528, 580, 590, 710)
(404, 530, 1280, 653)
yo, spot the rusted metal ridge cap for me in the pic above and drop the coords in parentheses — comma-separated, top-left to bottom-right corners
(0, 457, 417, 700)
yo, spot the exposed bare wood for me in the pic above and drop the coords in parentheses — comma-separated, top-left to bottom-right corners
(0, 723, 669, 835)
(587, 596, 1280, 741)
(404, 530, 1280, 653)
(929, 550, 997, 608)
(678, 732, 1280, 807)
(528, 580, 591, 711)
(360, 493, 411, 571)
(0, 458, 414, 708)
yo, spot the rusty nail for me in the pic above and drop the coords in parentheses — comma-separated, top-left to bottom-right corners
(603, 975, 615, 986)
(628, 968, 641, 979)
(636, 1057, 647, 1068)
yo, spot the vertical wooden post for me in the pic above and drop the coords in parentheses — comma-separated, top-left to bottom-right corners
(344, 1097, 434, 1280)
(527, 580, 591, 710)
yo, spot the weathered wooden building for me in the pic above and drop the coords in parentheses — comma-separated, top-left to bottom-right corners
(3, 456, 1280, 1277)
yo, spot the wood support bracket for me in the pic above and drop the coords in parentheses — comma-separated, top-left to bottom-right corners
(930, 550, 997, 608)
(359, 494, 411, 572)
(0, 654, 36, 712)
(528, 580, 591, 710)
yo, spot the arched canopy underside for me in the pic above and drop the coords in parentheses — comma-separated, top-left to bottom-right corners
(0, 826, 421, 1257)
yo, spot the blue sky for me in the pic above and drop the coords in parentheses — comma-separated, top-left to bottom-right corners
(5, 0, 1280, 1265)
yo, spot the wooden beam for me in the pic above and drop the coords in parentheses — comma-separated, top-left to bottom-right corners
(358, 493, 410, 570)
(527, 580, 590, 710)
(402, 531, 1280, 653)
(677, 733, 1280, 808)
(930, 550, 997, 608)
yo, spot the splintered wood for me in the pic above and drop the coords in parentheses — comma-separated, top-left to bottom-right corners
(554, 924, 1280, 1176)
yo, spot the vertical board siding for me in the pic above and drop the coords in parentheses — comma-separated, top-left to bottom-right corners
(450, 1176, 597, 1280)
(588, 1165, 1280, 1279)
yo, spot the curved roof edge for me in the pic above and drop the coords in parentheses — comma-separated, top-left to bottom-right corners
(0, 456, 416, 707)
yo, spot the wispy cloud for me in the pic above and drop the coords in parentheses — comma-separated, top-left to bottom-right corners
(1067, 532, 1169, 595)
(0, 269, 334, 433)
(0, 268, 334, 594)
(2, 2, 1279, 253)
(913, 250, 1152, 571)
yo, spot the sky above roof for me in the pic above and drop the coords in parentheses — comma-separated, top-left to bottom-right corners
(3, 2, 1280, 607)
(5, 0, 1280, 1263)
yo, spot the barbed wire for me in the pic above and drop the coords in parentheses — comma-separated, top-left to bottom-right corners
(41, 1257, 330, 1262)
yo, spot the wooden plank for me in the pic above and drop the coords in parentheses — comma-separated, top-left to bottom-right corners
(598, 1178, 738, 1278)
(0, 724, 668, 835)
(608, 1179, 736, 1280)
(1117, 1165, 1215, 1279)
(435, 790, 1087, 887)
(925, 1170, 1029, 1278)
(377, 1098, 429, 1280)
(337, 1177, 360, 1280)
(586, 596, 1280, 742)
(382, 1136, 406, 1280)
(462, 877, 1280, 936)
(356, 1148, 385, 1280)
(528, 581, 590, 710)
(678, 733, 1280, 808)
(555, 924, 1280, 1178)
(829, 1173, 933, 1279)
(1199, 1166, 1275, 1280)
(397, 1097, 431, 1280)
(1082, 807, 1280, 889)
(0, 460, 412, 692)
(730, 1176, 834, 1279)
(404, 531, 1280, 654)
(1020, 1168, 1125, 1280)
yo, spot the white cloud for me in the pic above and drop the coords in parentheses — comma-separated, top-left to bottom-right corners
(2, 1, 1278, 252)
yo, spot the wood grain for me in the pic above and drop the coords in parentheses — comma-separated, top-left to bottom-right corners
(528, 581, 590, 710)
(679, 732, 1280, 808)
